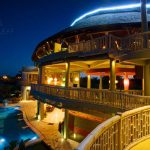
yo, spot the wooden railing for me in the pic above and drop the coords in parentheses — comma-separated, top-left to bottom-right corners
(120, 90, 143, 96)
(68, 35, 124, 53)
(31, 84, 149, 110)
(77, 106, 150, 150)
(68, 32, 150, 53)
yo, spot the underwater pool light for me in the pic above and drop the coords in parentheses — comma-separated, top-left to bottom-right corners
(31, 136, 38, 140)
(0, 138, 5, 144)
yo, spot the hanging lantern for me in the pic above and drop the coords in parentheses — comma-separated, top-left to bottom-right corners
(124, 78, 129, 91)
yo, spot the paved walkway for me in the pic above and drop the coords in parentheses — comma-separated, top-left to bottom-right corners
(19, 100, 79, 150)
(130, 138, 150, 150)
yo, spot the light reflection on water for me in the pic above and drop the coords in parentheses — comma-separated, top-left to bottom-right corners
(0, 106, 39, 149)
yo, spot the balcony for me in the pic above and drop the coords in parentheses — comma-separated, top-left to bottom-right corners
(35, 32, 150, 65)
(77, 105, 150, 150)
(68, 33, 150, 53)
(31, 84, 148, 112)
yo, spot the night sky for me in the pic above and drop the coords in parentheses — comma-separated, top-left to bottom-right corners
(0, 0, 143, 75)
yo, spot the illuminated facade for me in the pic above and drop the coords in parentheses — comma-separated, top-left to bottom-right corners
(21, 67, 38, 100)
(30, 3, 150, 145)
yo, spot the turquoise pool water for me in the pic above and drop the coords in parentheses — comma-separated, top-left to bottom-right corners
(0, 106, 39, 149)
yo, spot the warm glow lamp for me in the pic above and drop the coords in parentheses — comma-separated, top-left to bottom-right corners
(75, 77, 79, 82)
(124, 78, 129, 90)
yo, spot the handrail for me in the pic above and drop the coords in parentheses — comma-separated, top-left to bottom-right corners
(36, 32, 150, 60)
(31, 84, 150, 149)
(68, 35, 109, 53)
(77, 106, 150, 150)
(119, 90, 143, 96)
(68, 34, 122, 53)
(68, 32, 150, 53)
(31, 84, 149, 110)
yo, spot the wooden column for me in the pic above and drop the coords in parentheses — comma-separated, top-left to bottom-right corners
(36, 66, 46, 119)
(39, 102, 45, 120)
(65, 62, 70, 87)
(64, 62, 70, 139)
(144, 60, 150, 96)
(38, 66, 46, 84)
(99, 76, 103, 90)
(110, 59, 116, 91)
(77, 72, 80, 88)
(64, 109, 69, 139)
(87, 74, 91, 89)
(36, 100, 40, 119)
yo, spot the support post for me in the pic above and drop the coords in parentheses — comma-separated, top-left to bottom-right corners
(63, 62, 70, 139)
(65, 62, 70, 88)
(76, 72, 80, 87)
(36, 100, 40, 119)
(87, 74, 91, 89)
(64, 109, 69, 139)
(142, 78, 144, 95)
(38, 66, 46, 84)
(36, 66, 45, 119)
(99, 76, 103, 90)
(39, 102, 45, 120)
(144, 60, 150, 95)
(21, 86, 27, 100)
(110, 59, 116, 91)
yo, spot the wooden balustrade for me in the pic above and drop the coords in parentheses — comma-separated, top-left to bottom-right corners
(31, 84, 150, 149)
(121, 90, 143, 95)
(31, 84, 149, 110)
(77, 106, 150, 150)
(68, 32, 150, 53)
(68, 35, 109, 53)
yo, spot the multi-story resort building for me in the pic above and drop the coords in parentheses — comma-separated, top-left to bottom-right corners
(30, 3, 150, 150)
(21, 67, 38, 100)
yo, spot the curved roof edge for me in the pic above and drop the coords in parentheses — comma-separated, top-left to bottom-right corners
(70, 3, 150, 26)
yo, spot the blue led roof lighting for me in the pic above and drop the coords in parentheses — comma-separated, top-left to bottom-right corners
(71, 3, 150, 26)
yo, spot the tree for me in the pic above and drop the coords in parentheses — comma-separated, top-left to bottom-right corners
(4, 140, 18, 150)
(18, 140, 25, 150)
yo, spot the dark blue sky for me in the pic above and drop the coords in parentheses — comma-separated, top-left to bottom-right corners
(0, 0, 142, 75)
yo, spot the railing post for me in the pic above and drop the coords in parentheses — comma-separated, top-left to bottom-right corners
(116, 112, 123, 150)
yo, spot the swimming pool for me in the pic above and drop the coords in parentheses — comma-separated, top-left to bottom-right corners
(0, 106, 39, 149)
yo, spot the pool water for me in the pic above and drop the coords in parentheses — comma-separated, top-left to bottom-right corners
(0, 106, 39, 149)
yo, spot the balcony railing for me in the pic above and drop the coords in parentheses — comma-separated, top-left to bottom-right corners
(31, 84, 149, 110)
(120, 90, 143, 96)
(77, 106, 150, 150)
(68, 32, 150, 53)
(68, 35, 122, 53)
